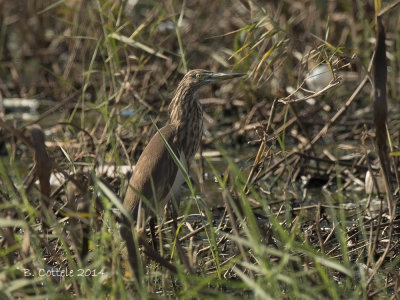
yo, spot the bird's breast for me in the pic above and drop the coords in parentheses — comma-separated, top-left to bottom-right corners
(176, 102, 203, 160)
(169, 169, 185, 201)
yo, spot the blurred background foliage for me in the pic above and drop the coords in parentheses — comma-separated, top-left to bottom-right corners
(1, 0, 400, 298)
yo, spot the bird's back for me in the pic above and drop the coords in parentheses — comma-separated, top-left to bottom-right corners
(123, 124, 180, 218)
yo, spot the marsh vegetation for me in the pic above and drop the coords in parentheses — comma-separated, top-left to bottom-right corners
(1, 0, 400, 298)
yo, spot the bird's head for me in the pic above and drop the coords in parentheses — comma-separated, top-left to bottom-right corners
(180, 69, 246, 91)
(169, 69, 245, 122)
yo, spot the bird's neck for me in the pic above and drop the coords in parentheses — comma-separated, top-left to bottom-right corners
(169, 88, 198, 122)
(168, 87, 203, 159)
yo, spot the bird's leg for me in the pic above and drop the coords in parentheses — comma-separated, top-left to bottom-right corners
(138, 203, 158, 251)
(119, 216, 141, 281)
(169, 197, 194, 274)
(149, 216, 158, 251)
(119, 213, 178, 278)
(135, 200, 144, 232)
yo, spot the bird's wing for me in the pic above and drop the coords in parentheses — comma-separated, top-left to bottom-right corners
(123, 124, 180, 216)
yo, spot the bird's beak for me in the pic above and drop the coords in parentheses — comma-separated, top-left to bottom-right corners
(207, 72, 246, 82)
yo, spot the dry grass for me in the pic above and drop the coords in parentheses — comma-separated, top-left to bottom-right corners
(1, 0, 400, 298)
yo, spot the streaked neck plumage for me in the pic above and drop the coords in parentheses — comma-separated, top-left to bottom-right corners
(168, 81, 203, 161)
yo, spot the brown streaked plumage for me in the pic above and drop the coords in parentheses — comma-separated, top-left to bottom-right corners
(120, 69, 245, 272)
(122, 124, 181, 223)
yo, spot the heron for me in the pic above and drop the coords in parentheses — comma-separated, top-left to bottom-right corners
(119, 69, 245, 272)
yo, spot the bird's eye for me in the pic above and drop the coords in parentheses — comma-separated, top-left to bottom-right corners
(195, 73, 201, 79)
